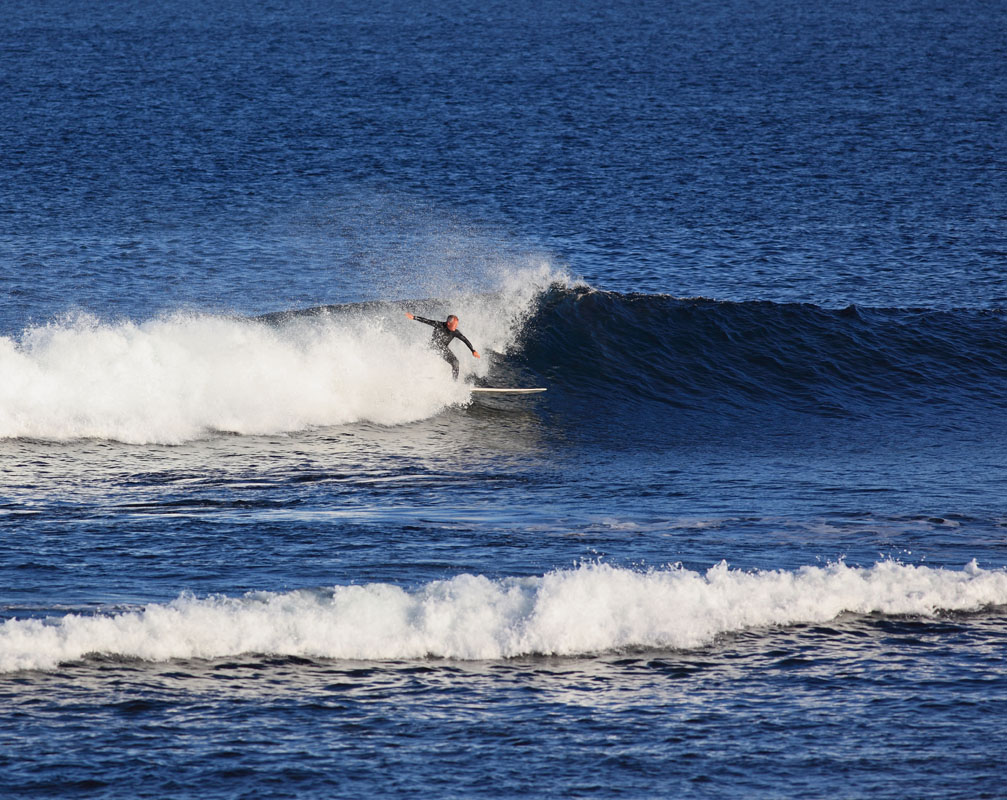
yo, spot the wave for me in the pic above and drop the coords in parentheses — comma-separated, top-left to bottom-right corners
(2, 561, 1005, 672)
(0, 265, 561, 444)
(4, 277, 1006, 443)
(521, 288, 1007, 421)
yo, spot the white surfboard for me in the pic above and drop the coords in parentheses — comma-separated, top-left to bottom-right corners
(469, 387, 547, 394)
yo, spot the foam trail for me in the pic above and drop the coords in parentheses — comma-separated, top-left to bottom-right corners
(0, 264, 566, 444)
(3, 561, 1006, 672)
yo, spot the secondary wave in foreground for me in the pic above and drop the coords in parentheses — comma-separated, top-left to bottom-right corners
(3, 561, 1005, 672)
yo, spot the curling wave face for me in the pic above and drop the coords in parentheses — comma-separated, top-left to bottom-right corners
(2, 560, 1006, 672)
(520, 287, 1007, 422)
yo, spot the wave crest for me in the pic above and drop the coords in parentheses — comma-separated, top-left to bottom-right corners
(3, 560, 1004, 672)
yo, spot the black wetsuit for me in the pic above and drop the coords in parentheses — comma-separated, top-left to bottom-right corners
(411, 316, 476, 379)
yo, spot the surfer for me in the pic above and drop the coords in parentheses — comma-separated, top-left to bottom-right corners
(405, 312, 480, 380)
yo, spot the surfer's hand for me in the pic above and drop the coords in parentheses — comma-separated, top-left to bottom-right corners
(405, 312, 414, 319)
(473, 351, 480, 358)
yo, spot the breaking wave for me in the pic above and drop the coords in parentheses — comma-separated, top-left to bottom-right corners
(0, 265, 562, 444)
(5, 277, 1007, 443)
(3, 560, 1005, 672)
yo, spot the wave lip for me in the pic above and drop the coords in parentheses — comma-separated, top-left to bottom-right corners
(2, 561, 1005, 672)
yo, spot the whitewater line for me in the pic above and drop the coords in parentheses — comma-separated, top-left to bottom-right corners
(2, 560, 1005, 672)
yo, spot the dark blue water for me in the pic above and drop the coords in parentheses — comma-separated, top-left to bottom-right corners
(3, 0, 1007, 797)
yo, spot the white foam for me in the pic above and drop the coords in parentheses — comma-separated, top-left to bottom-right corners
(2, 560, 1005, 672)
(0, 265, 565, 444)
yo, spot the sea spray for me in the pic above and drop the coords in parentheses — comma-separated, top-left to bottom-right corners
(0, 312, 457, 443)
(0, 265, 569, 444)
(3, 560, 1005, 672)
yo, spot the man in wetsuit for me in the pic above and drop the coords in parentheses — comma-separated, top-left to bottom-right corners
(405, 312, 480, 380)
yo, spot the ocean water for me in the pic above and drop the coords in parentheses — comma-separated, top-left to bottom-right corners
(2, 0, 1007, 797)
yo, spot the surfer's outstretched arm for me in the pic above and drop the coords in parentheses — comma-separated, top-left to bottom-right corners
(405, 312, 437, 327)
(455, 332, 480, 358)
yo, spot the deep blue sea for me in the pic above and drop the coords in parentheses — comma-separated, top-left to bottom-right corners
(3, 0, 1007, 797)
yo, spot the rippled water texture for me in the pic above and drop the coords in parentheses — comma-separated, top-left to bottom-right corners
(2, 0, 1006, 797)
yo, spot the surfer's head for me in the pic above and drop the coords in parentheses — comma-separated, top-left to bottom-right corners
(446, 315, 459, 331)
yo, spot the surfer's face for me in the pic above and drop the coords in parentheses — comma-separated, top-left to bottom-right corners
(446, 317, 459, 331)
